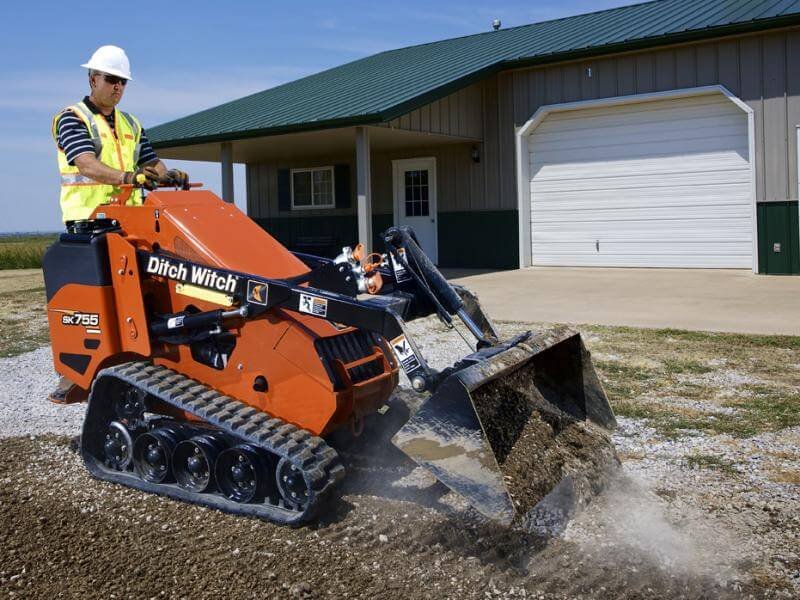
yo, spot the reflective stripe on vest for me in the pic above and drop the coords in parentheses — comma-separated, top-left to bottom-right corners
(60, 173, 99, 185)
(118, 111, 142, 165)
(70, 102, 102, 156)
(53, 103, 144, 222)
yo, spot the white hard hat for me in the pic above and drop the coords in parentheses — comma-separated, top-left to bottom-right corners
(81, 45, 132, 80)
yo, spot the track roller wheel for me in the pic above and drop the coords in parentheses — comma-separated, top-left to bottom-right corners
(103, 421, 133, 470)
(173, 433, 227, 493)
(114, 386, 146, 428)
(276, 457, 311, 510)
(133, 426, 186, 483)
(215, 444, 273, 503)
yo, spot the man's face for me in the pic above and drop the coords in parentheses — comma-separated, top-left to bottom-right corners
(90, 72, 127, 107)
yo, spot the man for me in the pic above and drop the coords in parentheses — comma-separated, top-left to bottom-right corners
(48, 45, 189, 402)
(52, 45, 189, 224)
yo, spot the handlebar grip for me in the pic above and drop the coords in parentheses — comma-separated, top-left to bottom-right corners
(385, 226, 463, 315)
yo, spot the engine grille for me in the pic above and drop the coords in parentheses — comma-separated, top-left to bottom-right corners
(315, 330, 386, 389)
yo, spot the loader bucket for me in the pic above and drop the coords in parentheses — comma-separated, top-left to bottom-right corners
(392, 327, 617, 527)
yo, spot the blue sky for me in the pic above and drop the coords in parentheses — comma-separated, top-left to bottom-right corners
(0, 0, 633, 233)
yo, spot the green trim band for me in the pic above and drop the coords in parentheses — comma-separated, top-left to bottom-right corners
(253, 210, 518, 269)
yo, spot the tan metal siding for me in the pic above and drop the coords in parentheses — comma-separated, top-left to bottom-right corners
(789, 32, 800, 198)
(387, 81, 483, 139)
(763, 34, 788, 202)
(503, 29, 800, 207)
(246, 158, 357, 219)
(617, 55, 636, 95)
(655, 49, 677, 90)
(372, 145, 481, 212)
(482, 76, 502, 211)
(498, 74, 517, 210)
(740, 37, 765, 202)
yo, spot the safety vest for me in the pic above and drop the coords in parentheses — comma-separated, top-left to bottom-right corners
(52, 101, 143, 222)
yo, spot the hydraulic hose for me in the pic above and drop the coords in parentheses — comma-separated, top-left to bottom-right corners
(384, 226, 463, 315)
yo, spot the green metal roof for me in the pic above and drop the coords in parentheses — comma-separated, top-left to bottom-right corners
(149, 0, 800, 148)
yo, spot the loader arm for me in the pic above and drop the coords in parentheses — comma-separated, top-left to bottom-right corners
(134, 248, 440, 392)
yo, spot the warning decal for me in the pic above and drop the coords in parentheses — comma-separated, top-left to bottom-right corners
(299, 293, 328, 317)
(390, 334, 421, 373)
(390, 248, 411, 283)
(247, 280, 269, 305)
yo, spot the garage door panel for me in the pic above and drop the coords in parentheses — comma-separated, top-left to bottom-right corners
(532, 221, 752, 237)
(527, 92, 753, 269)
(532, 253, 751, 268)
(533, 112, 746, 143)
(532, 153, 749, 181)
(532, 113, 746, 141)
(531, 117, 747, 152)
(530, 135, 748, 166)
(531, 171, 751, 195)
(533, 241, 752, 254)
(531, 136, 748, 164)
(532, 204, 752, 222)
(532, 190, 753, 211)
(533, 95, 740, 132)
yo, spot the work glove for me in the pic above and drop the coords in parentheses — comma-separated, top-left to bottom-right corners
(123, 165, 159, 190)
(161, 168, 190, 189)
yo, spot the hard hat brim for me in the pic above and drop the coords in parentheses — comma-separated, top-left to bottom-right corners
(81, 62, 132, 81)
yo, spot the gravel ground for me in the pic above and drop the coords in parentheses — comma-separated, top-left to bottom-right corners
(1, 318, 799, 599)
(0, 347, 84, 438)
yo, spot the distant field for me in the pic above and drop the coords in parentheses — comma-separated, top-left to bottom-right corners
(0, 234, 58, 270)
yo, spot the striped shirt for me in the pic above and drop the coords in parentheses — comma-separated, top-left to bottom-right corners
(56, 96, 158, 166)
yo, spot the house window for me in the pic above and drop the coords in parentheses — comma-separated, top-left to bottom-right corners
(291, 167, 335, 209)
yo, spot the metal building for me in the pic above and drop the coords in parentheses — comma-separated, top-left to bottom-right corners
(150, 0, 800, 274)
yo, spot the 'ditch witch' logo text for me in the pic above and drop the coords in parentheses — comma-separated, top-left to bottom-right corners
(145, 255, 239, 293)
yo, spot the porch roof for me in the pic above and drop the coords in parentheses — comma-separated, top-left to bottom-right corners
(154, 125, 474, 163)
(149, 0, 800, 151)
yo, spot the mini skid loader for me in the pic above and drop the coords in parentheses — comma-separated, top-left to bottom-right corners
(43, 183, 616, 526)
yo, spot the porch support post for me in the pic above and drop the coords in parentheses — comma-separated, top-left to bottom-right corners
(355, 126, 372, 253)
(220, 142, 234, 203)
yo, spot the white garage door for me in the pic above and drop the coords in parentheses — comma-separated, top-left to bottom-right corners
(528, 93, 753, 268)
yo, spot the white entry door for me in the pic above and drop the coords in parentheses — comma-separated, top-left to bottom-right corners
(393, 157, 438, 263)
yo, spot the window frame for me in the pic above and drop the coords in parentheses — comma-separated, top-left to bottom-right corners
(289, 166, 336, 210)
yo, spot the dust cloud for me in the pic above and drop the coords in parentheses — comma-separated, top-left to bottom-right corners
(562, 469, 741, 584)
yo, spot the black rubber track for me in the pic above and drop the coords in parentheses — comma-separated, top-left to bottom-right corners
(81, 361, 344, 525)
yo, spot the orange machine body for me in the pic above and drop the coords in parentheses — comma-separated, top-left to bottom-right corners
(45, 190, 398, 436)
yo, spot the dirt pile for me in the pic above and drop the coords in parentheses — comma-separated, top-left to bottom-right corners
(471, 363, 620, 527)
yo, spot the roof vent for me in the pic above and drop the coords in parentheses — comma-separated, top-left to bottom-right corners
(492, 19, 501, 31)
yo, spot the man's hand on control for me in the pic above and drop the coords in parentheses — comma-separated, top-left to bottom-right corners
(161, 168, 190, 188)
(123, 166, 160, 190)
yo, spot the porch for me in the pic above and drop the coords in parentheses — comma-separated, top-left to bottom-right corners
(156, 124, 515, 267)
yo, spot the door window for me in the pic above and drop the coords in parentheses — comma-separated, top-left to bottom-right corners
(404, 169, 429, 217)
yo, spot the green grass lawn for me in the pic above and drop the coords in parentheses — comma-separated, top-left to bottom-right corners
(581, 324, 800, 439)
(0, 234, 59, 270)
